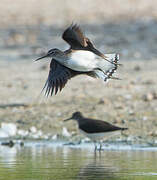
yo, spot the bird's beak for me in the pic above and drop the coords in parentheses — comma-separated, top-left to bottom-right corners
(35, 54, 49, 61)
(64, 117, 73, 122)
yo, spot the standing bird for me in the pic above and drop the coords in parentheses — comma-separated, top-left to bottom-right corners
(36, 24, 120, 96)
(64, 112, 128, 151)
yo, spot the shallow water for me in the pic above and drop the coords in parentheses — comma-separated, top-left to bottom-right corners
(0, 142, 157, 180)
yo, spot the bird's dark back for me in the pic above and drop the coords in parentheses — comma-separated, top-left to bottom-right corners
(79, 118, 127, 133)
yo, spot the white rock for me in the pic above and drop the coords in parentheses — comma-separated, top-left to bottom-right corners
(143, 116, 148, 121)
(62, 127, 71, 137)
(0, 129, 9, 138)
(17, 129, 29, 137)
(30, 126, 37, 133)
(1, 123, 17, 136)
(37, 130, 43, 137)
(52, 134, 58, 140)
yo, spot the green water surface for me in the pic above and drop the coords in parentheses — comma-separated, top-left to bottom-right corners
(0, 142, 157, 180)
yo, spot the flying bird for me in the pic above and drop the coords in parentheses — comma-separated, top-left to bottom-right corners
(64, 112, 128, 151)
(36, 24, 120, 96)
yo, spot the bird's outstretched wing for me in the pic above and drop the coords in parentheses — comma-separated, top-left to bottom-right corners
(62, 24, 88, 49)
(42, 59, 72, 96)
(80, 119, 127, 133)
(42, 59, 90, 96)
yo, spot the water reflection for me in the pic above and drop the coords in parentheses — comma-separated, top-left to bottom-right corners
(77, 154, 119, 180)
(0, 142, 157, 180)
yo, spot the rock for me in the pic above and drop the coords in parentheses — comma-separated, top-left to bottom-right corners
(0, 129, 9, 138)
(52, 134, 58, 140)
(134, 65, 141, 71)
(1, 140, 14, 147)
(0, 123, 17, 137)
(29, 126, 37, 133)
(62, 127, 71, 137)
(98, 98, 109, 105)
(142, 116, 148, 121)
(30, 130, 43, 139)
(148, 131, 157, 137)
(17, 129, 29, 137)
(20, 141, 24, 147)
(37, 130, 43, 137)
(128, 110, 135, 115)
(143, 93, 154, 101)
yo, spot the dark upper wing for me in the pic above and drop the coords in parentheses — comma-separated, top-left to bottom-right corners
(62, 24, 120, 66)
(62, 24, 88, 49)
(42, 59, 72, 96)
(79, 119, 125, 133)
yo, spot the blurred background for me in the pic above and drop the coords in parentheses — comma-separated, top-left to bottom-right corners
(0, 0, 157, 142)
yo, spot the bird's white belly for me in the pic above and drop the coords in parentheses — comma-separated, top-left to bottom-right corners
(80, 130, 121, 141)
(66, 51, 98, 71)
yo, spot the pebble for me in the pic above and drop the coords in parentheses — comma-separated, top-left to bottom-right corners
(148, 131, 157, 137)
(1, 140, 14, 147)
(142, 92, 156, 101)
(0, 129, 9, 138)
(17, 129, 29, 137)
(52, 134, 58, 140)
(0, 123, 17, 137)
(134, 65, 141, 71)
(62, 127, 71, 137)
(29, 126, 37, 133)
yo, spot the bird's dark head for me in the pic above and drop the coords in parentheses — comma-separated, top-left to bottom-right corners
(64, 111, 83, 122)
(35, 48, 62, 61)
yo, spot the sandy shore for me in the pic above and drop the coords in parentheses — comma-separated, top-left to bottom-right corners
(0, 58, 157, 142)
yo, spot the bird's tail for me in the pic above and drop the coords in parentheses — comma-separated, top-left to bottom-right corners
(94, 53, 121, 82)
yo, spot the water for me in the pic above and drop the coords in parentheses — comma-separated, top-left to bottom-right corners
(0, 142, 157, 180)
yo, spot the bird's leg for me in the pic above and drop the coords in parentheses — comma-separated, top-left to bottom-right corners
(99, 142, 102, 151)
(97, 141, 104, 151)
(95, 68, 121, 81)
(94, 141, 97, 152)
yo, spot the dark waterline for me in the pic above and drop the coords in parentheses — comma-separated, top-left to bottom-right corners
(0, 142, 157, 180)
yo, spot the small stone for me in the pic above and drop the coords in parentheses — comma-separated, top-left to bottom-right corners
(148, 131, 157, 137)
(29, 126, 37, 133)
(1, 140, 14, 147)
(98, 98, 109, 105)
(1, 123, 17, 136)
(0, 129, 9, 138)
(52, 134, 58, 140)
(143, 93, 154, 101)
(62, 127, 71, 137)
(37, 130, 43, 137)
(142, 116, 148, 121)
(128, 110, 134, 115)
(134, 65, 141, 71)
(17, 129, 29, 137)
